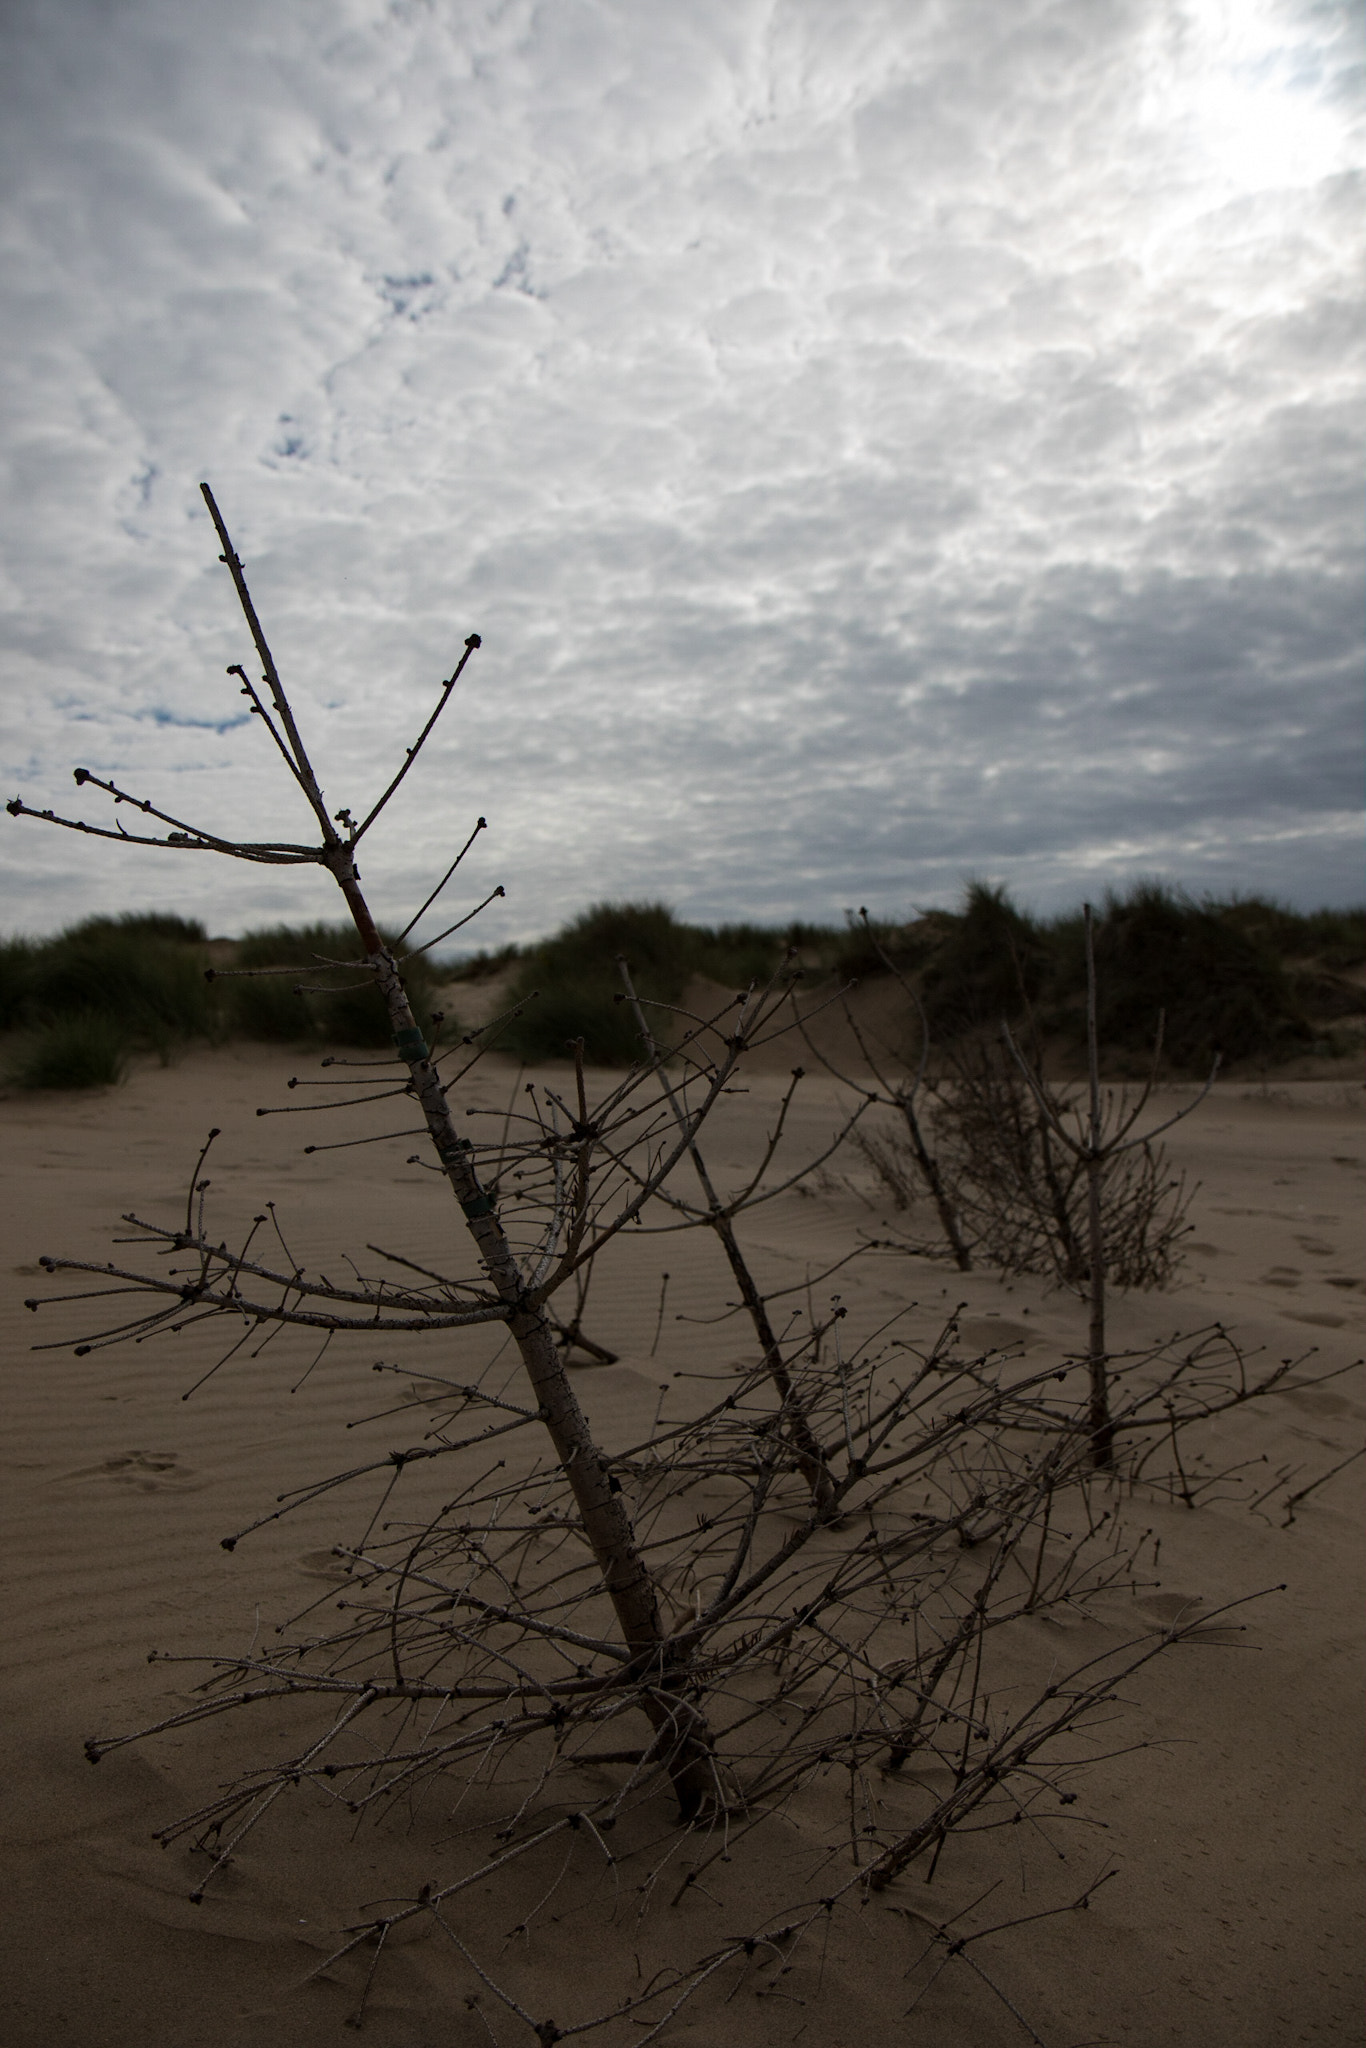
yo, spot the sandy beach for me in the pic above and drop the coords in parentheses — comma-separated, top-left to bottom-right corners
(1, 1043, 1362, 2046)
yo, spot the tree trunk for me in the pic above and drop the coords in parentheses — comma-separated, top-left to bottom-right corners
(330, 848, 716, 1814)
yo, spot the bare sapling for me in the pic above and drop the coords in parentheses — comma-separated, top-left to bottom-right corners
(839, 901, 1215, 1468)
(7, 492, 1326, 2042)
(803, 908, 973, 1268)
(1002, 903, 1220, 1466)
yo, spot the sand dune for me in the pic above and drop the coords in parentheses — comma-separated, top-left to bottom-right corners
(1, 1045, 1362, 2046)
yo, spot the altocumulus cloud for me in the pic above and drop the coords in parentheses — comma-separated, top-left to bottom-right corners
(0, 0, 1361, 942)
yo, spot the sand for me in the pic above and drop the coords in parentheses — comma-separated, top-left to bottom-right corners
(1, 1042, 1362, 2046)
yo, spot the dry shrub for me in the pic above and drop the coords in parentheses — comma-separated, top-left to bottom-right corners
(925, 1042, 1194, 1292)
(8, 486, 1337, 2044)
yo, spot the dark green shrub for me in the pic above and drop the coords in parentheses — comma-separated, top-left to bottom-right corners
(17, 918, 214, 1052)
(919, 883, 1047, 1032)
(498, 903, 695, 1064)
(1088, 884, 1311, 1067)
(497, 981, 651, 1065)
(0, 936, 37, 1031)
(691, 921, 790, 989)
(224, 923, 443, 1047)
(6, 1012, 129, 1089)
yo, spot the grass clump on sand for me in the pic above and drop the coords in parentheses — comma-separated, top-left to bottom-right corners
(1, 912, 449, 1086)
(7, 913, 214, 1046)
(849, 885, 1362, 1072)
(497, 902, 692, 1064)
(5, 1010, 130, 1090)
(221, 923, 443, 1049)
(1081, 884, 1313, 1066)
(2, 913, 213, 1088)
(494, 903, 804, 1063)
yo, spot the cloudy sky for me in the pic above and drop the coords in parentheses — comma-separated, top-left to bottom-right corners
(1, 0, 1361, 947)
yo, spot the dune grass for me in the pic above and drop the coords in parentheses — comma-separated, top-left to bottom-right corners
(2, 913, 214, 1044)
(221, 922, 444, 1048)
(4, 886, 1359, 1086)
(1, 913, 447, 1085)
(4, 1011, 130, 1090)
(494, 902, 802, 1063)
(466, 884, 1364, 1071)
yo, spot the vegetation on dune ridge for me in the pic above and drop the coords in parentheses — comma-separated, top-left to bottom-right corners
(2, 884, 1361, 1086)
(479, 883, 1364, 1072)
(1, 912, 444, 1085)
(494, 901, 792, 1065)
(8, 486, 1359, 2044)
(218, 921, 442, 1049)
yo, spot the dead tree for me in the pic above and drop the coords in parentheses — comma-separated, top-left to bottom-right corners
(1002, 903, 1219, 1465)
(6, 493, 1308, 2043)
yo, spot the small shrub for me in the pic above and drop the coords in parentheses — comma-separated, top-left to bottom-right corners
(225, 923, 443, 1047)
(692, 920, 789, 988)
(1088, 883, 1310, 1067)
(498, 902, 696, 1063)
(0, 936, 37, 1031)
(17, 919, 214, 1052)
(919, 883, 1047, 1031)
(499, 980, 650, 1064)
(6, 1012, 129, 1089)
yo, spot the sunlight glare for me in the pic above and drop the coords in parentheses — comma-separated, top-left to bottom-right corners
(1167, 0, 1361, 195)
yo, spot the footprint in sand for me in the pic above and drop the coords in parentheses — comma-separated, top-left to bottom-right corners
(954, 1316, 1043, 1353)
(298, 1548, 356, 1580)
(67, 1450, 198, 1493)
(1282, 1384, 1359, 1418)
(1136, 1591, 1204, 1624)
(1295, 1235, 1336, 1257)
(1259, 1267, 1301, 1289)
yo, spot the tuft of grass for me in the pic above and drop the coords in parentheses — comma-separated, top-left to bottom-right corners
(6, 1012, 129, 1090)
(10, 918, 215, 1053)
(497, 903, 695, 1064)
(691, 921, 792, 988)
(918, 882, 1047, 1033)
(226, 923, 444, 1047)
(1085, 883, 1312, 1067)
(0, 936, 38, 1032)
